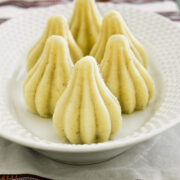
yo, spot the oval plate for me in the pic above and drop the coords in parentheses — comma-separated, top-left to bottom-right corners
(0, 3, 180, 164)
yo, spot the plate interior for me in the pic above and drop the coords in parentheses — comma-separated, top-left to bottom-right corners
(6, 40, 163, 143)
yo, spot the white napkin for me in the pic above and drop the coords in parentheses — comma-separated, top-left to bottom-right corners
(0, 124, 180, 180)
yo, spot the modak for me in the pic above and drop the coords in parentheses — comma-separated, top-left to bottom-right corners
(27, 15, 83, 71)
(90, 10, 148, 66)
(23, 36, 74, 117)
(100, 35, 154, 114)
(53, 56, 122, 144)
(69, 0, 102, 55)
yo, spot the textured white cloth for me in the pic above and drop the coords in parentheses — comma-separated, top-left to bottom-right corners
(0, 1, 180, 180)
(0, 124, 180, 180)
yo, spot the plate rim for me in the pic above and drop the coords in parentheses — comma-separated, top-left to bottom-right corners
(0, 118, 179, 152)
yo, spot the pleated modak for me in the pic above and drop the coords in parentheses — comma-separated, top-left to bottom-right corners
(23, 36, 74, 117)
(27, 15, 83, 72)
(90, 10, 148, 67)
(69, 0, 102, 55)
(100, 35, 154, 114)
(53, 56, 122, 144)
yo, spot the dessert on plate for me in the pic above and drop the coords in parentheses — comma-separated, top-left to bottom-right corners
(23, 35, 74, 117)
(100, 35, 154, 114)
(53, 56, 122, 144)
(69, 0, 102, 55)
(27, 15, 83, 72)
(22, 0, 155, 144)
(90, 10, 148, 66)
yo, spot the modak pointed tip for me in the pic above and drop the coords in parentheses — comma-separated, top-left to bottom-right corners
(47, 14, 66, 22)
(42, 15, 69, 40)
(108, 34, 129, 47)
(74, 56, 99, 75)
(76, 56, 97, 64)
(104, 10, 119, 18)
(46, 35, 66, 44)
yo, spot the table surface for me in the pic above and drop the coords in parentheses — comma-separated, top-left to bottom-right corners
(0, 0, 180, 180)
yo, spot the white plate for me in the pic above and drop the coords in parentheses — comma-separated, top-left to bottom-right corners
(0, 3, 180, 164)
